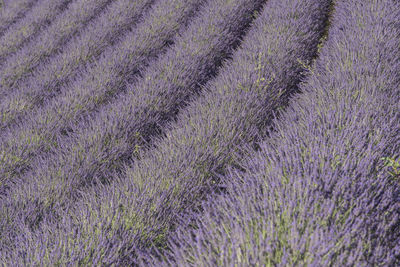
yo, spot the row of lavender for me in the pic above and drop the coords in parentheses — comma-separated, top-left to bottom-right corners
(0, 0, 71, 62)
(0, 0, 397, 265)
(0, 0, 265, 263)
(2, 0, 267, 237)
(0, 0, 207, 239)
(146, 0, 400, 265)
(1, 0, 332, 264)
(0, 0, 38, 38)
(0, 0, 179, 191)
(0, 0, 159, 131)
(0, 0, 112, 89)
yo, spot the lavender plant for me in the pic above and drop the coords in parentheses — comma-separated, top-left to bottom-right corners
(0, 0, 156, 131)
(0, 0, 112, 90)
(0, 0, 38, 38)
(0, 0, 71, 63)
(0, 0, 332, 264)
(149, 0, 400, 265)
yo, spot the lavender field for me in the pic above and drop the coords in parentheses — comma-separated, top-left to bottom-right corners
(0, 0, 399, 265)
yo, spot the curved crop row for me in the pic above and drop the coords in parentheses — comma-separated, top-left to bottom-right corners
(0, 0, 332, 264)
(0, 0, 266, 260)
(152, 0, 400, 266)
(0, 0, 206, 197)
(0, 0, 112, 90)
(0, 0, 208, 255)
(0, 0, 72, 63)
(0, 0, 38, 38)
(0, 0, 156, 131)
(1, 0, 265, 250)
(0, 0, 71, 63)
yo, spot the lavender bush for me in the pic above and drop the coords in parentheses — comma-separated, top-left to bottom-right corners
(150, 0, 400, 265)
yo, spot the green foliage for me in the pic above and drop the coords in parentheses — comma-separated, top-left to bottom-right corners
(297, 58, 315, 75)
(380, 156, 400, 182)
